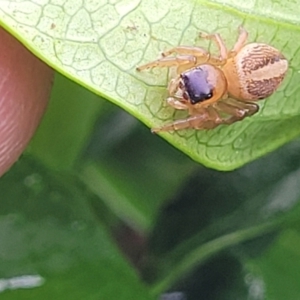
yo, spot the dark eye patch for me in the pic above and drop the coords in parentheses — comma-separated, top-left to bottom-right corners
(182, 68, 213, 104)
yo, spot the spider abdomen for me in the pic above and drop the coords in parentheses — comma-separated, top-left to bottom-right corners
(223, 43, 288, 101)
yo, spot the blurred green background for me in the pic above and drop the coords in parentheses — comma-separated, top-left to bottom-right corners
(1, 72, 300, 300)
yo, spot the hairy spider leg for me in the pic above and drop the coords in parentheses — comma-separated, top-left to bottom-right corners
(136, 54, 197, 74)
(228, 26, 248, 57)
(199, 32, 228, 64)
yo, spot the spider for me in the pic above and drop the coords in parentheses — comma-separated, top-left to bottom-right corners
(136, 26, 288, 133)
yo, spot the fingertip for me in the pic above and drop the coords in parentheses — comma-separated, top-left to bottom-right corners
(0, 27, 54, 176)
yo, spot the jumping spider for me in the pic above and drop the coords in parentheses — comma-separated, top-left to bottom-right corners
(137, 26, 288, 133)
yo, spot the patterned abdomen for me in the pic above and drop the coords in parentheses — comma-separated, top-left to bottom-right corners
(223, 43, 288, 101)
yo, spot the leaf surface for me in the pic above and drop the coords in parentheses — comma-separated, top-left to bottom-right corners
(1, 0, 300, 170)
(0, 157, 152, 300)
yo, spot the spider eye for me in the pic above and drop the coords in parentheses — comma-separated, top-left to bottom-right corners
(182, 68, 213, 104)
(204, 92, 213, 100)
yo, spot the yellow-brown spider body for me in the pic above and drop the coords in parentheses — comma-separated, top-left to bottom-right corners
(137, 26, 288, 133)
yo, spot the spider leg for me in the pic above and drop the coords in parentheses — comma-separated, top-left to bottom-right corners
(191, 106, 224, 130)
(151, 97, 259, 133)
(151, 110, 211, 133)
(136, 55, 196, 74)
(161, 46, 208, 57)
(200, 32, 228, 65)
(168, 76, 181, 95)
(223, 98, 259, 116)
(214, 98, 259, 125)
(214, 102, 246, 119)
(151, 105, 225, 132)
(161, 46, 211, 63)
(163, 44, 227, 67)
(166, 97, 189, 110)
(229, 26, 248, 57)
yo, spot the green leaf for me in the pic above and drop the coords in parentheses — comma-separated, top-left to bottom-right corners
(1, 0, 299, 170)
(248, 228, 300, 300)
(0, 156, 153, 300)
(80, 129, 197, 232)
(145, 141, 300, 295)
